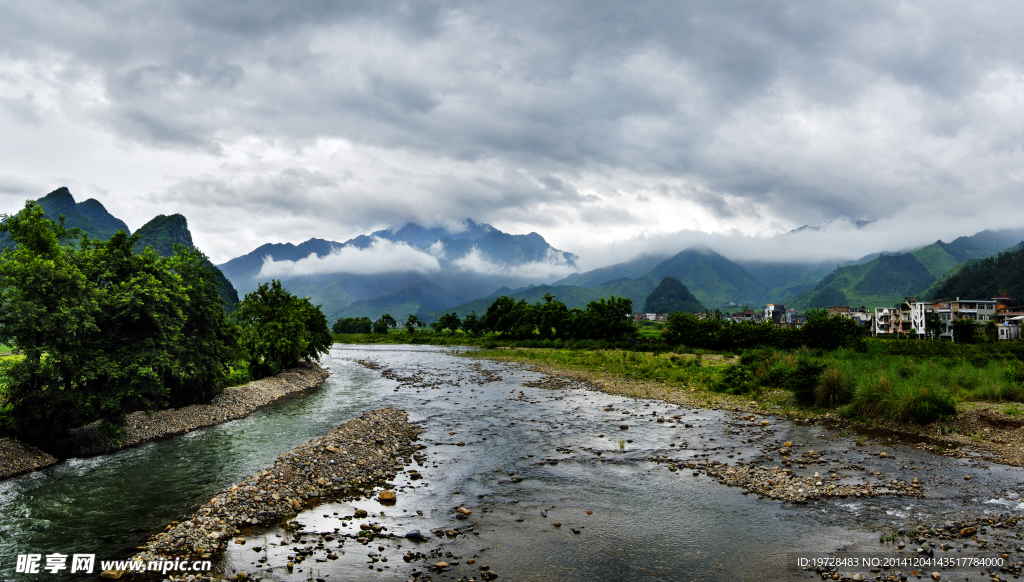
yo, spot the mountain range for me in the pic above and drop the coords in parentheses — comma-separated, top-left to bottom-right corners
(216, 219, 579, 322)
(6, 188, 1021, 323)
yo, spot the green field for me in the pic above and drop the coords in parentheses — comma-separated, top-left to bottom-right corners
(469, 341, 1024, 427)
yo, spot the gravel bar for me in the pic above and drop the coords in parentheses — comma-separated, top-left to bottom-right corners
(119, 407, 420, 579)
(0, 437, 58, 480)
(64, 361, 329, 457)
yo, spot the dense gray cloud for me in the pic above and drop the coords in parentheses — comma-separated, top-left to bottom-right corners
(0, 1, 1021, 267)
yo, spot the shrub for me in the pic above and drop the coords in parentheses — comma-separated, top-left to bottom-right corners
(1007, 360, 1024, 384)
(713, 364, 758, 395)
(789, 359, 826, 405)
(814, 367, 853, 408)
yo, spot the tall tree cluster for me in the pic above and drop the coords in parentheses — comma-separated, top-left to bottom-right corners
(0, 202, 330, 451)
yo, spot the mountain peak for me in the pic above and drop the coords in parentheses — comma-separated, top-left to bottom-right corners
(133, 214, 194, 256)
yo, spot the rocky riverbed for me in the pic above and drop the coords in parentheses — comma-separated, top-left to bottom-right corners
(0, 361, 329, 481)
(485, 353, 1024, 469)
(15, 345, 1024, 582)
(116, 407, 420, 580)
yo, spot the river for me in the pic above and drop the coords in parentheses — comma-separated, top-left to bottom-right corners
(2, 345, 1022, 581)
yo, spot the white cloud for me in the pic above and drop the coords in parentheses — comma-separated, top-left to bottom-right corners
(258, 238, 441, 277)
(452, 247, 577, 280)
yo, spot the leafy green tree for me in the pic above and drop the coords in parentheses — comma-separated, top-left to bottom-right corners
(462, 311, 481, 335)
(950, 318, 978, 344)
(0, 203, 99, 448)
(663, 312, 723, 347)
(372, 313, 396, 334)
(80, 231, 188, 429)
(0, 203, 242, 448)
(163, 246, 241, 405)
(406, 314, 422, 333)
(801, 309, 862, 350)
(573, 296, 635, 339)
(233, 280, 331, 378)
(432, 312, 462, 334)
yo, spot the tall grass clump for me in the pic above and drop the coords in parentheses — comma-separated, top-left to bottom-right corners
(850, 374, 955, 424)
(815, 366, 853, 407)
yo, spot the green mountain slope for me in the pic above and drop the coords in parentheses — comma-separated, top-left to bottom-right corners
(930, 242, 1024, 300)
(910, 242, 960, 278)
(788, 230, 1024, 309)
(133, 214, 194, 256)
(331, 280, 464, 321)
(428, 278, 656, 320)
(645, 247, 767, 308)
(552, 252, 667, 287)
(642, 277, 706, 314)
(789, 253, 936, 309)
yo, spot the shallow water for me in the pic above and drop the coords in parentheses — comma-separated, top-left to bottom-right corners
(3, 345, 1023, 581)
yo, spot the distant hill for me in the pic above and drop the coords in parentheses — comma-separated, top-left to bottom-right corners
(427, 278, 656, 320)
(552, 252, 667, 288)
(787, 229, 1024, 309)
(644, 247, 767, 308)
(930, 242, 1024, 300)
(642, 277, 705, 314)
(547, 246, 767, 309)
(0, 187, 130, 249)
(332, 280, 463, 320)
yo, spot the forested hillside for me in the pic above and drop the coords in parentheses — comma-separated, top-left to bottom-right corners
(931, 242, 1024, 300)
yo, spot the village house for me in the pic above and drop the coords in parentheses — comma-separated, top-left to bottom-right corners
(829, 305, 873, 327)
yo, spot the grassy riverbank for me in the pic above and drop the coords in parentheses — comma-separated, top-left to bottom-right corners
(474, 346, 1024, 420)
(470, 344, 1024, 466)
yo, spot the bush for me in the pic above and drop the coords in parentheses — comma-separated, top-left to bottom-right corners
(815, 367, 853, 407)
(789, 359, 826, 405)
(1007, 360, 1024, 384)
(902, 387, 956, 424)
(713, 364, 758, 395)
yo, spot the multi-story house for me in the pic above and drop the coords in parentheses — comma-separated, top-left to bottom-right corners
(933, 298, 998, 339)
(830, 305, 873, 327)
(873, 306, 902, 335)
(764, 304, 786, 324)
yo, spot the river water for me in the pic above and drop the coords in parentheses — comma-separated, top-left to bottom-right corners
(3, 345, 1023, 581)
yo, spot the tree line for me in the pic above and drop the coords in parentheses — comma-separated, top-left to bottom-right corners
(0, 202, 331, 451)
(335, 293, 636, 340)
(663, 309, 864, 351)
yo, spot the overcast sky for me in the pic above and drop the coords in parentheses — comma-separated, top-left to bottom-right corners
(0, 1, 1021, 268)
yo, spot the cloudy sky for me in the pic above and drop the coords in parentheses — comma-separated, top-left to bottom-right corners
(0, 1, 1021, 268)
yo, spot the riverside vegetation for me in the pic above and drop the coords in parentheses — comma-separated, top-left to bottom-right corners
(0, 201, 332, 455)
(335, 291, 1024, 429)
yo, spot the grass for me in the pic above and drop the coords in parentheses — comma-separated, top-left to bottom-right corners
(472, 343, 1024, 426)
(474, 348, 730, 388)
